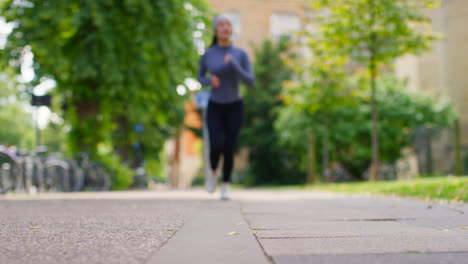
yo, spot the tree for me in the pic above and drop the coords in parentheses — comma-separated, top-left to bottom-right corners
(239, 39, 303, 185)
(311, 0, 440, 180)
(282, 30, 357, 181)
(1, 0, 209, 188)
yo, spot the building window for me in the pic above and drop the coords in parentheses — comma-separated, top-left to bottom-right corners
(270, 13, 301, 42)
(225, 12, 242, 41)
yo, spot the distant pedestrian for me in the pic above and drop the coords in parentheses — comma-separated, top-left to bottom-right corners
(197, 14, 254, 200)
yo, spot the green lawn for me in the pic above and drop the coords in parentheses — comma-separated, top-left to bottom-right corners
(237, 176, 468, 203)
(310, 176, 468, 202)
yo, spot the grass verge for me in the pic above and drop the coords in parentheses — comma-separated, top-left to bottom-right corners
(311, 176, 468, 202)
(237, 176, 468, 203)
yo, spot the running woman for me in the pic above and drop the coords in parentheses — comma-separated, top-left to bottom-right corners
(197, 14, 254, 200)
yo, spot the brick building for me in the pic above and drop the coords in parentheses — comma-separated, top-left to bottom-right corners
(206, 0, 307, 57)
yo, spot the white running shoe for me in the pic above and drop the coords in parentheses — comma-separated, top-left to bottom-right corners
(205, 170, 216, 193)
(221, 183, 230, 200)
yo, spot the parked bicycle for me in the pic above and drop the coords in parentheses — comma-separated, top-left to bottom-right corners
(78, 153, 110, 191)
(0, 150, 18, 194)
(0, 147, 111, 194)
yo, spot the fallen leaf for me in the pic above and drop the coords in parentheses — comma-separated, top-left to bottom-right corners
(228, 231, 239, 235)
(427, 205, 433, 209)
(252, 230, 257, 234)
(462, 227, 468, 230)
(234, 222, 242, 226)
(28, 226, 41, 230)
(167, 229, 174, 231)
(239, 250, 246, 255)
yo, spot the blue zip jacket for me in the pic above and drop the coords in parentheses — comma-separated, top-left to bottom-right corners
(198, 45, 254, 104)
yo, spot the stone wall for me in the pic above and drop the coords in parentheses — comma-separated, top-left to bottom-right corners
(206, 0, 307, 57)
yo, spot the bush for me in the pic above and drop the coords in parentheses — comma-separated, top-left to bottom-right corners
(276, 74, 456, 181)
(98, 153, 134, 190)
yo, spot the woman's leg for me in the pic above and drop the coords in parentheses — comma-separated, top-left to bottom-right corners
(207, 102, 224, 172)
(222, 101, 244, 183)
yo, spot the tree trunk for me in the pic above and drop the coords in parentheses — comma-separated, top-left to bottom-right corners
(369, 0, 379, 182)
(426, 126, 433, 174)
(454, 119, 463, 175)
(307, 128, 319, 184)
(114, 115, 131, 164)
(75, 99, 100, 153)
(322, 114, 330, 181)
(369, 56, 379, 182)
(170, 127, 181, 188)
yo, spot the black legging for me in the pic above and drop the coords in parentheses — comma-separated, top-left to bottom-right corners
(207, 99, 244, 183)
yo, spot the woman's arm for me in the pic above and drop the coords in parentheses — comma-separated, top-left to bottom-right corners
(229, 51, 254, 86)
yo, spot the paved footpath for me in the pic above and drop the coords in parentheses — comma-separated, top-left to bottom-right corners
(1, 189, 468, 264)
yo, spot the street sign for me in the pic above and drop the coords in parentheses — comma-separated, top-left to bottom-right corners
(134, 123, 144, 134)
(31, 95, 51, 107)
(195, 91, 211, 110)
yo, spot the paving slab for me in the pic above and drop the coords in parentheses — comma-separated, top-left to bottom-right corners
(258, 233, 468, 255)
(148, 200, 269, 264)
(237, 190, 468, 263)
(273, 252, 468, 264)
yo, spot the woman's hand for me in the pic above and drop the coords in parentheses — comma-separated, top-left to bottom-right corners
(224, 54, 231, 64)
(211, 75, 220, 88)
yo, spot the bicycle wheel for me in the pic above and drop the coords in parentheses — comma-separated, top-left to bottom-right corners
(44, 159, 71, 192)
(67, 159, 84, 192)
(32, 157, 45, 192)
(0, 152, 17, 194)
(86, 165, 110, 191)
(21, 156, 35, 193)
(95, 165, 110, 191)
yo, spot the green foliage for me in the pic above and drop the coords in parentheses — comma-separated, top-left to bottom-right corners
(239, 39, 303, 185)
(145, 151, 167, 183)
(276, 74, 455, 179)
(287, 17, 355, 115)
(1, 0, 209, 188)
(274, 107, 311, 175)
(0, 102, 35, 148)
(40, 122, 66, 153)
(310, 0, 440, 64)
(98, 152, 134, 190)
(0, 71, 35, 148)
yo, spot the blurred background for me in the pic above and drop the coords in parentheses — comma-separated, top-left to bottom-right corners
(0, 0, 467, 193)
